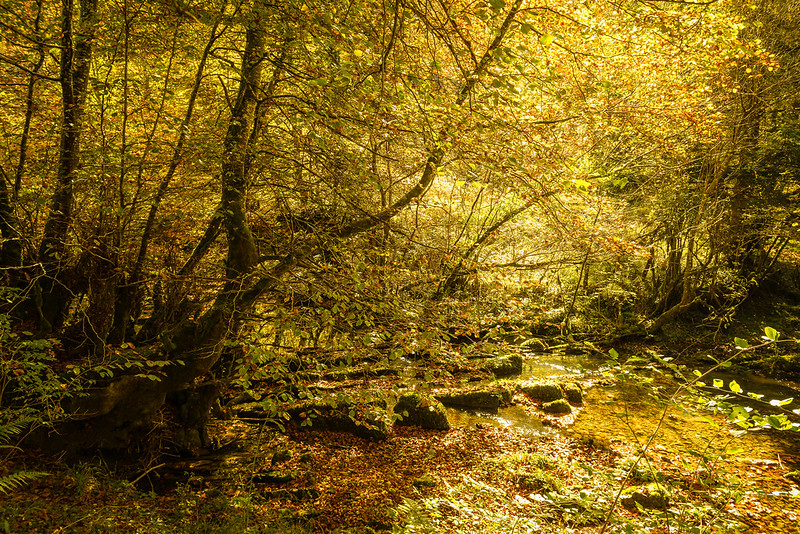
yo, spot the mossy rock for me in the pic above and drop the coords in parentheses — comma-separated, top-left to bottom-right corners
(621, 483, 669, 510)
(519, 382, 564, 402)
(541, 399, 572, 414)
(484, 354, 523, 377)
(435, 390, 503, 409)
(562, 382, 583, 404)
(252, 470, 298, 484)
(412, 474, 438, 488)
(393, 393, 450, 430)
(271, 449, 294, 465)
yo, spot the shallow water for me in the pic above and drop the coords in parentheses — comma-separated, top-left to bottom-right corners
(519, 351, 604, 379)
(447, 350, 800, 459)
(445, 351, 600, 434)
(445, 405, 558, 436)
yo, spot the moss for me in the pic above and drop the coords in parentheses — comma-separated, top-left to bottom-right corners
(562, 382, 583, 404)
(412, 474, 437, 488)
(616, 457, 659, 482)
(435, 390, 503, 409)
(541, 399, 572, 414)
(520, 382, 564, 402)
(621, 483, 669, 510)
(393, 393, 450, 430)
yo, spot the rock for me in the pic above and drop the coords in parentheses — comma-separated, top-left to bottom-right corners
(271, 449, 293, 465)
(232, 401, 269, 419)
(412, 474, 437, 488)
(435, 390, 503, 409)
(519, 382, 564, 402)
(621, 483, 669, 510)
(541, 399, 572, 414)
(562, 382, 583, 404)
(485, 354, 523, 377)
(393, 393, 450, 430)
(290, 398, 391, 441)
(319, 412, 390, 441)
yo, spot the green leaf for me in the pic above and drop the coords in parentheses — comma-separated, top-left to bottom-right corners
(766, 415, 788, 429)
(729, 380, 741, 393)
(539, 33, 555, 46)
(608, 348, 619, 360)
(734, 337, 749, 349)
(488, 0, 506, 10)
(713, 378, 723, 388)
(770, 397, 794, 406)
(763, 326, 779, 341)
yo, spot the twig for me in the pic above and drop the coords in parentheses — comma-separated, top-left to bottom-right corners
(129, 462, 166, 487)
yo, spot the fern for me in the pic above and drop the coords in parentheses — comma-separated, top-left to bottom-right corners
(0, 471, 48, 495)
(0, 417, 34, 444)
(0, 417, 48, 494)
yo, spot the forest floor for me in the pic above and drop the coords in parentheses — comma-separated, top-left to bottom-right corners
(4, 292, 800, 533)
(3, 374, 799, 533)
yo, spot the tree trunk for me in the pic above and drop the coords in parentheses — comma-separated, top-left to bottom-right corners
(37, 0, 98, 333)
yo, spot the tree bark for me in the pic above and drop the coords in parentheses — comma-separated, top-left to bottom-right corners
(37, 0, 98, 333)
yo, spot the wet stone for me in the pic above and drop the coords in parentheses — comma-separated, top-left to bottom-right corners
(519, 382, 564, 402)
(541, 399, 572, 414)
(562, 382, 584, 404)
(485, 354, 524, 377)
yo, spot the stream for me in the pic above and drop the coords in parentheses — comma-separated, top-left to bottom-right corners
(442, 349, 800, 461)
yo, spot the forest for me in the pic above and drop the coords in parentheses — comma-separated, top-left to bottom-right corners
(1, 0, 799, 531)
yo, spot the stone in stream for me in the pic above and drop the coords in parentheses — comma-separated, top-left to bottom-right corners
(393, 393, 450, 430)
(484, 354, 523, 377)
(562, 382, 584, 404)
(541, 399, 572, 414)
(434, 389, 505, 409)
(519, 382, 564, 402)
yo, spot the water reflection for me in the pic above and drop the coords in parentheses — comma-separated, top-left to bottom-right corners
(520, 352, 604, 379)
(446, 405, 558, 436)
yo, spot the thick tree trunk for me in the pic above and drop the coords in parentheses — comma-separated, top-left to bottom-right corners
(37, 0, 98, 333)
(0, 173, 22, 280)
